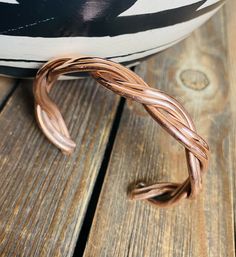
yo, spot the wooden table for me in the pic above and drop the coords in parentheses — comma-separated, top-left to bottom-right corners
(0, 2, 235, 256)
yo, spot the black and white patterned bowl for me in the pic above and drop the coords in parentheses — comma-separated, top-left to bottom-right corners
(0, 0, 224, 77)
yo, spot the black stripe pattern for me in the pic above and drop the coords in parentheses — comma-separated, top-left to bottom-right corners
(0, 0, 224, 37)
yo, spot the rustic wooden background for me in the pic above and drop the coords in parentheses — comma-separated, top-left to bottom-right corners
(0, 1, 235, 256)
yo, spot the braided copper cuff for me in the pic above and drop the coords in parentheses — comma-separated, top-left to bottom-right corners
(33, 56, 209, 207)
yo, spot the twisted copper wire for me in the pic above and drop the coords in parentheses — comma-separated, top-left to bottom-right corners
(33, 56, 209, 207)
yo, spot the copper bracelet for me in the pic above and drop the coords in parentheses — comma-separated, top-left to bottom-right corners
(33, 56, 209, 207)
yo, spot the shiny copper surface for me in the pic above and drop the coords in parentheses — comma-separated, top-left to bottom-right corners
(33, 56, 209, 207)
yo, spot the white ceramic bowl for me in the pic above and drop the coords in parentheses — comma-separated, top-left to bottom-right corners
(0, 0, 224, 77)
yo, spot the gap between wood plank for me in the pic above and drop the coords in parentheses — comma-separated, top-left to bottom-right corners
(0, 78, 121, 257)
(0, 79, 19, 112)
(72, 97, 126, 257)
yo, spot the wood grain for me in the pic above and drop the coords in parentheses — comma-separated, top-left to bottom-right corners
(0, 77, 17, 109)
(225, 0, 236, 229)
(0, 78, 119, 257)
(84, 7, 235, 257)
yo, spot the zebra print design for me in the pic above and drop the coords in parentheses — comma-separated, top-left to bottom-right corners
(0, 0, 224, 77)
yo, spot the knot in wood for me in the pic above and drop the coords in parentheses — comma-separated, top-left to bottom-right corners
(180, 69, 209, 90)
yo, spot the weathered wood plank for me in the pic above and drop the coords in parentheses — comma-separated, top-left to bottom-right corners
(0, 76, 17, 109)
(0, 78, 119, 257)
(225, 0, 236, 231)
(84, 7, 235, 257)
